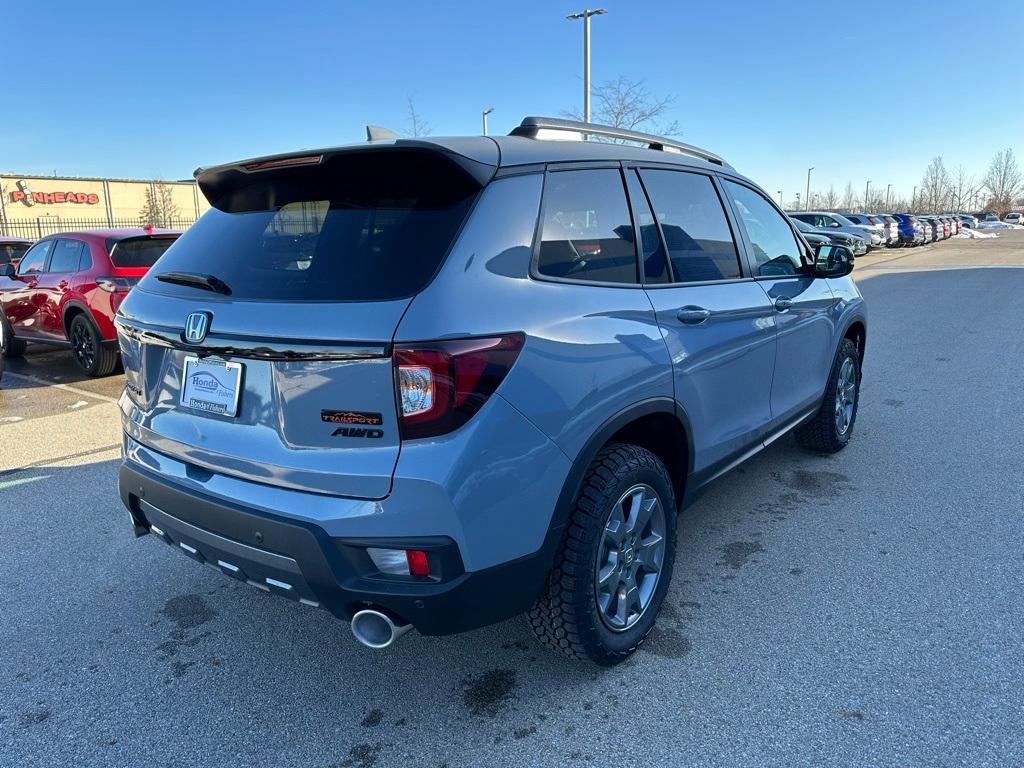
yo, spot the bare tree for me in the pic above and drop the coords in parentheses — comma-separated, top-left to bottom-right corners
(139, 180, 180, 228)
(948, 166, 976, 213)
(564, 76, 680, 137)
(405, 96, 432, 138)
(981, 148, 1022, 214)
(841, 182, 856, 211)
(918, 156, 951, 213)
(820, 185, 840, 210)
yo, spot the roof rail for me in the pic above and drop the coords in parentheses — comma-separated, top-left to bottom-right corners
(510, 116, 729, 168)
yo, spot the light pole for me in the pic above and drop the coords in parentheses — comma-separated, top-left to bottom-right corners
(885, 183, 892, 210)
(567, 8, 607, 128)
(805, 167, 814, 211)
(795, 192, 801, 209)
(864, 180, 872, 210)
(912, 185, 917, 211)
(777, 190, 783, 206)
(481, 107, 494, 136)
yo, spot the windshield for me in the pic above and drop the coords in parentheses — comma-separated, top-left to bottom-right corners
(791, 218, 813, 232)
(832, 214, 856, 226)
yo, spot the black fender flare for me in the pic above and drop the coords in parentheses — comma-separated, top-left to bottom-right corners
(531, 397, 692, 582)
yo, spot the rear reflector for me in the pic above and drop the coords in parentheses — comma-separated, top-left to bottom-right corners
(395, 334, 524, 440)
(406, 550, 430, 578)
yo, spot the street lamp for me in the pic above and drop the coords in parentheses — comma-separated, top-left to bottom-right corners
(795, 192, 801, 209)
(885, 183, 892, 210)
(482, 107, 495, 136)
(864, 180, 872, 209)
(912, 185, 917, 211)
(777, 190, 783, 206)
(805, 167, 814, 211)
(566, 8, 607, 128)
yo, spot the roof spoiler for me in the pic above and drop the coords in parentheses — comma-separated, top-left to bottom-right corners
(510, 116, 730, 168)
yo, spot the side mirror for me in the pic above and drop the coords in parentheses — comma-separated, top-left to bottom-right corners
(813, 244, 854, 278)
(0, 263, 15, 278)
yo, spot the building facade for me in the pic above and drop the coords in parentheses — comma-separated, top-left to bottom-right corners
(0, 174, 209, 238)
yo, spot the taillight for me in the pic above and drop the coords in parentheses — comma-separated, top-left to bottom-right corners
(394, 334, 524, 440)
(97, 276, 139, 293)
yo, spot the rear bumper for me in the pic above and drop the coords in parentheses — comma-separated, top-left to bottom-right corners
(120, 460, 550, 635)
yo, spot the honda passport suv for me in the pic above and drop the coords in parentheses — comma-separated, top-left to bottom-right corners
(116, 117, 866, 665)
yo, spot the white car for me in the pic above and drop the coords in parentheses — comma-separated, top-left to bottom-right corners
(1003, 212, 1023, 226)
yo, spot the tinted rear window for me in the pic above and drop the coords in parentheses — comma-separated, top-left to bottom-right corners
(0, 242, 29, 265)
(147, 152, 480, 301)
(110, 237, 178, 268)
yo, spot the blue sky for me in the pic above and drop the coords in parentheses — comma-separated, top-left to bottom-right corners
(4, 0, 1022, 204)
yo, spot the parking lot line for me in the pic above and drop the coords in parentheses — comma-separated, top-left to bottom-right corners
(2, 371, 121, 405)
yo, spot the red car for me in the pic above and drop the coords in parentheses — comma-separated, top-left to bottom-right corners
(0, 228, 179, 376)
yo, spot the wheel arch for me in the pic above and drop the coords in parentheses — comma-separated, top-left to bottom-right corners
(539, 398, 692, 564)
(841, 317, 867, 366)
(61, 300, 92, 340)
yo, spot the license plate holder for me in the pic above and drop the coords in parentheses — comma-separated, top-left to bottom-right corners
(179, 356, 243, 417)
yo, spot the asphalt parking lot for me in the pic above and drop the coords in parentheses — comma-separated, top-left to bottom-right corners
(2, 232, 1023, 768)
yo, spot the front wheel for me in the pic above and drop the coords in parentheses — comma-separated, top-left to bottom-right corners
(69, 315, 119, 377)
(528, 443, 677, 666)
(795, 337, 861, 453)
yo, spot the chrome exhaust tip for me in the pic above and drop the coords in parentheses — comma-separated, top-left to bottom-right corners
(350, 609, 412, 649)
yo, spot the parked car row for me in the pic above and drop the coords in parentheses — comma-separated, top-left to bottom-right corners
(788, 210, 985, 250)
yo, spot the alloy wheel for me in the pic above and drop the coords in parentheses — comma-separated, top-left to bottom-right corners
(71, 322, 95, 371)
(595, 483, 666, 632)
(835, 357, 856, 436)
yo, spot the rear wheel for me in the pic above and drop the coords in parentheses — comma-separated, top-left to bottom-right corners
(528, 443, 677, 666)
(69, 314, 119, 377)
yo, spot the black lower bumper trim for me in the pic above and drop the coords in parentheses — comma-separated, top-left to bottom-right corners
(119, 462, 550, 636)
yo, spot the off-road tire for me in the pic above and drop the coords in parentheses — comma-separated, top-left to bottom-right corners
(528, 443, 677, 666)
(795, 337, 861, 453)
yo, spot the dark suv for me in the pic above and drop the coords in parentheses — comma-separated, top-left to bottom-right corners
(0, 228, 179, 375)
(115, 117, 866, 665)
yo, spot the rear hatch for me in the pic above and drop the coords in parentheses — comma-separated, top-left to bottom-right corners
(117, 146, 492, 498)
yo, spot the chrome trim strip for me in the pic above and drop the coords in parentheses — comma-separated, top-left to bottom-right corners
(115, 316, 390, 361)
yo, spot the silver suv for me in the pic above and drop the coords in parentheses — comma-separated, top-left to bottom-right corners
(116, 117, 866, 665)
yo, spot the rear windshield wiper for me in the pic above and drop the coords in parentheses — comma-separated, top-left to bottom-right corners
(155, 271, 232, 295)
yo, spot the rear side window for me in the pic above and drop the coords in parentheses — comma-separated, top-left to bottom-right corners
(537, 169, 637, 284)
(147, 151, 480, 301)
(109, 237, 178, 268)
(638, 170, 741, 283)
(47, 239, 85, 273)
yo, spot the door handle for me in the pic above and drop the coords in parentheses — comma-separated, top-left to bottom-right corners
(58, 280, 69, 290)
(677, 306, 712, 325)
(774, 297, 794, 311)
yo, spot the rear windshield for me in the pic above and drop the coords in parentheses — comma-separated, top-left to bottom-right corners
(0, 242, 30, 265)
(146, 152, 480, 302)
(110, 236, 178, 268)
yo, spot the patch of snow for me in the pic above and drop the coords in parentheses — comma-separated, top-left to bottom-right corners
(977, 220, 1024, 230)
(0, 416, 25, 423)
(68, 400, 89, 409)
(954, 229, 998, 239)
